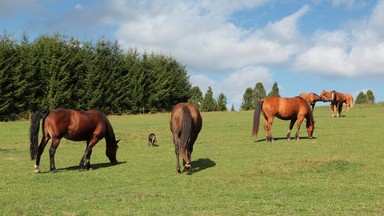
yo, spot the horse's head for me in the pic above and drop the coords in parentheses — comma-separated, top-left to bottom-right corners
(106, 139, 119, 164)
(307, 120, 315, 139)
(320, 90, 332, 102)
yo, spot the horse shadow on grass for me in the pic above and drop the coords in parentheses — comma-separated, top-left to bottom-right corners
(255, 136, 317, 142)
(54, 161, 127, 172)
(186, 158, 216, 175)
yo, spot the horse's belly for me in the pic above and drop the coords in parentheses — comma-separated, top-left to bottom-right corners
(63, 131, 91, 141)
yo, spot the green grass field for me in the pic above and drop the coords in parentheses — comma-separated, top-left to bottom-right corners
(0, 104, 383, 215)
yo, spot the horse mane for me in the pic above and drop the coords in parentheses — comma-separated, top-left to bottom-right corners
(104, 115, 118, 148)
(306, 107, 315, 128)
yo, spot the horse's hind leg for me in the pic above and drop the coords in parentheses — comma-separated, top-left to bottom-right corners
(35, 135, 50, 173)
(49, 138, 61, 172)
(264, 119, 274, 142)
(173, 134, 181, 173)
(287, 119, 297, 140)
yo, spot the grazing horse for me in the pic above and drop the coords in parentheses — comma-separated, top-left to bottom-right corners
(320, 90, 353, 117)
(299, 92, 323, 111)
(148, 133, 158, 147)
(252, 96, 315, 142)
(170, 103, 202, 173)
(30, 109, 119, 173)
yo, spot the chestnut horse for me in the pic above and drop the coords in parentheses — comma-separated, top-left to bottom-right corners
(299, 92, 323, 110)
(252, 96, 315, 142)
(30, 109, 119, 173)
(170, 103, 202, 173)
(320, 90, 353, 117)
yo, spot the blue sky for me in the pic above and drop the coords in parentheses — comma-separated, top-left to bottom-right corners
(1, 0, 383, 110)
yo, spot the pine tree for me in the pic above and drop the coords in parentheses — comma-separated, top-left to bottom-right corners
(366, 90, 375, 103)
(216, 93, 227, 111)
(189, 86, 203, 108)
(201, 86, 216, 112)
(0, 34, 18, 120)
(254, 82, 266, 101)
(241, 87, 254, 110)
(267, 82, 280, 97)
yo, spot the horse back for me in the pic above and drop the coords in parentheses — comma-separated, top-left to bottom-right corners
(45, 109, 106, 141)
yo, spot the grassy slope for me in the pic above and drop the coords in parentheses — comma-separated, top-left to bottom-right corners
(0, 104, 383, 215)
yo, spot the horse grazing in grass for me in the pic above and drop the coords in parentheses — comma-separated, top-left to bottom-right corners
(320, 90, 353, 117)
(30, 109, 119, 173)
(170, 103, 202, 173)
(299, 92, 323, 111)
(252, 96, 315, 142)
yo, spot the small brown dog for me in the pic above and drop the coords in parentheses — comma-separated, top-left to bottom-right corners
(148, 133, 158, 147)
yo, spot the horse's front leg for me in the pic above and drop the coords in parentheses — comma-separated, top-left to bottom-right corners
(79, 139, 97, 171)
(295, 116, 304, 140)
(287, 119, 297, 140)
(49, 138, 61, 172)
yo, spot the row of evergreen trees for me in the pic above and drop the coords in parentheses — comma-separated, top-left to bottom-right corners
(0, 33, 193, 120)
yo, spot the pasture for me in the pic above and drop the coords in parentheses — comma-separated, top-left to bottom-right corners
(0, 104, 383, 215)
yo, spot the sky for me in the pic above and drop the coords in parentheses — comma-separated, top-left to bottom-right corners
(1, 0, 383, 110)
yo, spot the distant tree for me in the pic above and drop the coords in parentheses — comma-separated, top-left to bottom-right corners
(201, 86, 216, 112)
(216, 93, 227, 111)
(189, 86, 203, 109)
(267, 82, 280, 97)
(230, 104, 235, 111)
(355, 91, 368, 104)
(254, 82, 266, 101)
(241, 87, 255, 110)
(366, 90, 375, 103)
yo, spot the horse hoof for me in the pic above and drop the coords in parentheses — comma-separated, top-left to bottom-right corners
(34, 165, 41, 173)
(51, 169, 58, 173)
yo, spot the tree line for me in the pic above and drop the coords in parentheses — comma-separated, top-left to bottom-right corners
(0, 33, 195, 120)
(0, 33, 231, 121)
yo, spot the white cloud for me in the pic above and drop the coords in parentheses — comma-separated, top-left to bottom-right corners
(294, 0, 384, 79)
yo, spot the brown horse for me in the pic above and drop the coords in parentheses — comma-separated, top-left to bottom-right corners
(320, 90, 353, 117)
(170, 103, 202, 173)
(30, 109, 119, 173)
(299, 92, 323, 110)
(252, 96, 315, 142)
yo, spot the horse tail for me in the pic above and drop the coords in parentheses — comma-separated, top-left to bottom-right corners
(181, 106, 192, 149)
(350, 97, 354, 109)
(29, 109, 50, 160)
(252, 100, 264, 136)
